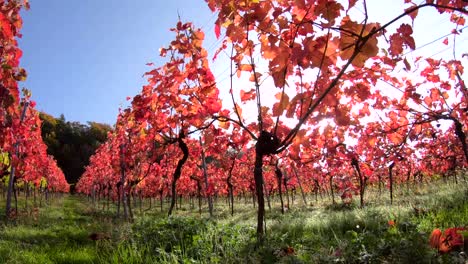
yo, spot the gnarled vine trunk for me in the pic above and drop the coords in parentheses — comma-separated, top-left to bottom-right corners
(389, 161, 395, 205)
(227, 158, 235, 216)
(275, 162, 284, 214)
(199, 137, 213, 217)
(168, 134, 189, 216)
(253, 149, 265, 240)
(253, 131, 280, 241)
(351, 158, 366, 208)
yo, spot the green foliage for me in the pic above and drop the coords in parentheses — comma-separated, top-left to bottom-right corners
(0, 152, 10, 167)
(39, 177, 47, 188)
(0, 152, 11, 186)
(318, 220, 434, 263)
(0, 196, 117, 264)
(132, 216, 208, 257)
(414, 185, 468, 233)
(39, 113, 112, 187)
(103, 216, 257, 263)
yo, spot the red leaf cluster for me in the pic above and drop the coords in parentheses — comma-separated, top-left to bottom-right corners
(429, 227, 467, 254)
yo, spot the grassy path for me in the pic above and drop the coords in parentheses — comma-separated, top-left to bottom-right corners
(0, 195, 116, 264)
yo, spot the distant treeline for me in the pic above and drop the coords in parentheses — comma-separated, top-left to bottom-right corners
(39, 113, 112, 191)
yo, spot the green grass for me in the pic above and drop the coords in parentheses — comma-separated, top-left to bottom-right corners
(0, 195, 125, 264)
(0, 180, 467, 263)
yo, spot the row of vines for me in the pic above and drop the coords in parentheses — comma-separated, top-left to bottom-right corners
(74, 0, 468, 240)
(1, 0, 68, 219)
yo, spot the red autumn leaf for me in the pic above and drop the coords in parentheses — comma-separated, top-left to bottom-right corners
(334, 106, 350, 126)
(214, 23, 221, 39)
(388, 111, 398, 121)
(354, 83, 371, 101)
(347, 0, 358, 10)
(205, 98, 222, 115)
(240, 89, 256, 102)
(430, 227, 467, 254)
(443, 228, 466, 249)
(442, 37, 448, 45)
(389, 24, 415, 57)
(212, 39, 227, 61)
(359, 103, 371, 116)
(206, 183, 215, 196)
(0, 13, 13, 38)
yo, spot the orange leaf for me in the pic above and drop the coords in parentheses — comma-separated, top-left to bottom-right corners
(239, 64, 253, 72)
(429, 228, 442, 248)
(240, 89, 256, 102)
(314, 0, 343, 25)
(405, 5, 418, 22)
(193, 30, 205, 40)
(367, 137, 377, 147)
(423, 96, 432, 106)
(272, 93, 289, 116)
(359, 103, 370, 116)
(430, 88, 439, 102)
(249, 72, 262, 82)
(450, 13, 466, 26)
(293, 129, 307, 146)
(234, 103, 243, 120)
(388, 132, 403, 144)
(339, 18, 379, 67)
(219, 119, 230, 130)
(237, 64, 253, 78)
(192, 30, 205, 48)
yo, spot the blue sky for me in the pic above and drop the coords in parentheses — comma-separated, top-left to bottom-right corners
(19, 0, 218, 125)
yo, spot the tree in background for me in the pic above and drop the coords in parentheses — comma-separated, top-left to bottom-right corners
(39, 113, 112, 191)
